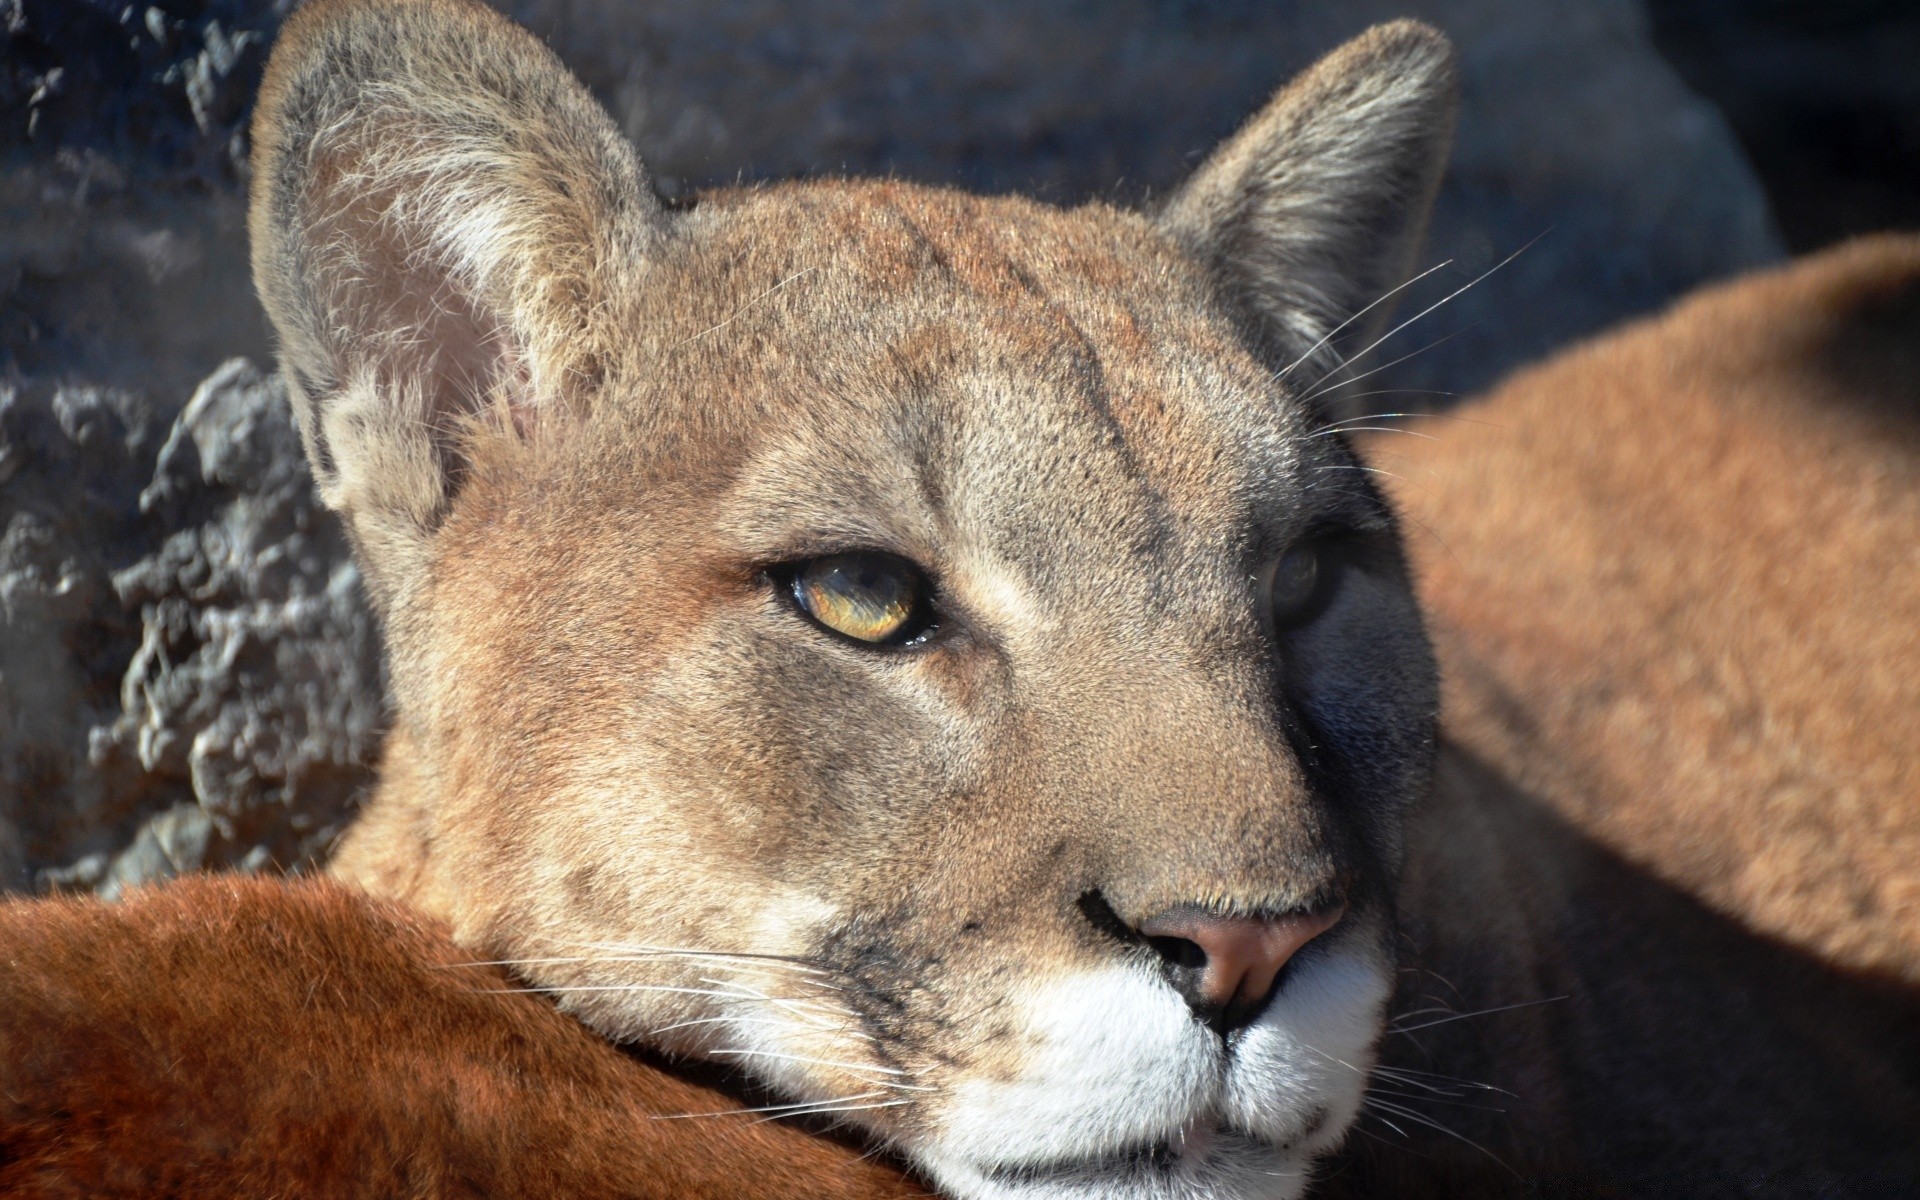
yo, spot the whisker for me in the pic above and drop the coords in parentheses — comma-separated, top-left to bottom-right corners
(579, 943, 840, 979)
(1389, 996, 1569, 1035)
(1368, 1085, 1507, 1114)
(1273, 258, 1458, 383)
(433, 956, 596, 970)
(650, 1090, 894, 1121)
(1326, 408, 1509, 432)
(707, 1048, 912, 1077)
(1296, 321, 1483, 410)
(1364, 1110, 1412, 1140)
(693, 978, 864, 1026)
(645, 1015, 875, 1042)
(1305, 232, 1545, 396)
(1313, 462, 1444, 505)
(1314, 392, 1459, 421)
(750, 1098, 912, 1125)
(1308, 425, 1440, 442)
(670, 266, 819, 350)
(1371, 1065, 1513, 1098)
(1386, 1005, 1459, 1023)
(1364, 1098, 1518, 1177)
(487, 983, 818, 1008)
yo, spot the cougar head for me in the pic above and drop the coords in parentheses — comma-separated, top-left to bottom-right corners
(251, 2, 1452, 1195)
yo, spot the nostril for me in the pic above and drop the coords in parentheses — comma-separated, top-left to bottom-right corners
(1139, 903, 1348, 1034)
(1146, 934, 1208, 972)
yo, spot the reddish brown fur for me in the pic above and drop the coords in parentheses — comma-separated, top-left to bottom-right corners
(0, 874, 927, 1199)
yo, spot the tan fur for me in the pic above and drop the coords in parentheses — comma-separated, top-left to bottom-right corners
(1393, 235, 1920, 983)
(1319, 235, 1920, 1193)
(0, 874, 927, 1198)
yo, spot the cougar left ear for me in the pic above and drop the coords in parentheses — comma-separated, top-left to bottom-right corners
(1160, 20, 1457, 393)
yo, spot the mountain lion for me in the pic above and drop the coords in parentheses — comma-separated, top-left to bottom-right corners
(249, 1, 1450, 1196)
(3, 0, 1915, 1194)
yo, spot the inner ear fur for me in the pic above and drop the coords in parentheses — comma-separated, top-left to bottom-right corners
(1160, 20, 1458, 397)
(249, 0, 661, 606)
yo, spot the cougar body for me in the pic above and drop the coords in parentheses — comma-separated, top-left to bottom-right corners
(1329, 235, 1920, 1193)
(0, 875, 928, 1198)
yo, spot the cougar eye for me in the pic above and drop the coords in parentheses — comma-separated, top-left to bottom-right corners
(787, 552, 933, 645)
(1264, 540, 1331, 630)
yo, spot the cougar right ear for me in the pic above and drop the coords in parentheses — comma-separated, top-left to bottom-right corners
(249, 0, 662, 610)
(1159, 21, 1457, 408)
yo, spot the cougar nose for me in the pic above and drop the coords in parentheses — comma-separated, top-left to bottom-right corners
(1140, 903, 1348, 1033)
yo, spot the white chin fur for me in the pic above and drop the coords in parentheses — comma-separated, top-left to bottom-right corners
(915, 946, 1388, 1200)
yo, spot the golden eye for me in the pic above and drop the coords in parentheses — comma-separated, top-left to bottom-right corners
(1266, 541, 1324, 630)
(790, 552, 930, 645)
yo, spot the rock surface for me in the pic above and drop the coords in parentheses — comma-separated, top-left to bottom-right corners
(1, 0, 1782, 892)
(0, 361, 383, 894)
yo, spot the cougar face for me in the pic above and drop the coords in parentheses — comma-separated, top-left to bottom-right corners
(251, 3, 1454, 1196)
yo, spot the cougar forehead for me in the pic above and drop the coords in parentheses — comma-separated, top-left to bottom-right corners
(255, 5, 1453, 1194)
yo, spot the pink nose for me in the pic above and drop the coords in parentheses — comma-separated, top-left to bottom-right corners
(1139, 904, 1348, 1022)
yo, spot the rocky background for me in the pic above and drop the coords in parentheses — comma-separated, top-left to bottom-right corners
(1, 0, 1914, 893)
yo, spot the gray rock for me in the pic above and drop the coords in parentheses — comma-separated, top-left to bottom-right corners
(507, 0, 1782, 397)
(0, 0, 1783, 893)
(0, 361, 383, 893)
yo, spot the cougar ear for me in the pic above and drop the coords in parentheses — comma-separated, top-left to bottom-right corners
(249, 0, 661, 608)
(1160, 20, 1457, 398)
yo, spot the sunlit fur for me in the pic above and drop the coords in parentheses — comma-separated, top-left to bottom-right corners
(0, 875, 929, 1198)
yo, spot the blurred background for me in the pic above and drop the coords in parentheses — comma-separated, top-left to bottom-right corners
(1, 0, 1915, 895)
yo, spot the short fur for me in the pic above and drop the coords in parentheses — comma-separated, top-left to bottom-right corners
(0, 874, 926, 1198)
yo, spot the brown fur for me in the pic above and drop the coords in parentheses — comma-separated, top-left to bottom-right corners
(1320, 235, 1920, 1193)
(0, 873, 927, 1198)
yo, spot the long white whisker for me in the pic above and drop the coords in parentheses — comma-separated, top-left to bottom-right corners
(485, 983, 779, 1002)
(649, 1091, 894, 1121)
(1368, 1085, 1507, 1114)
(1273, 258, 1457, 383)
(708, 1048, 911, 1076)
(1386, 1004, 1459, 1023)
(1371, 1065, 1513, 1097)
(577, 942, 839, 978)
(645, 1015, 874, 1042)
(1389, 995, 1570, 1035)
(1314, 393, 1459, 422)
(1365, 1111, 1412, 1139)
(1306, 233, 1545, 394)
(1296, 321, 1482, 410)
(434, 956, 597, 970)
(1308, 425, 1440, 441)
(670, 266, 819, 350)
(1364, 1098, 1518, 1176)
(750, 1098, 913, 1125)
